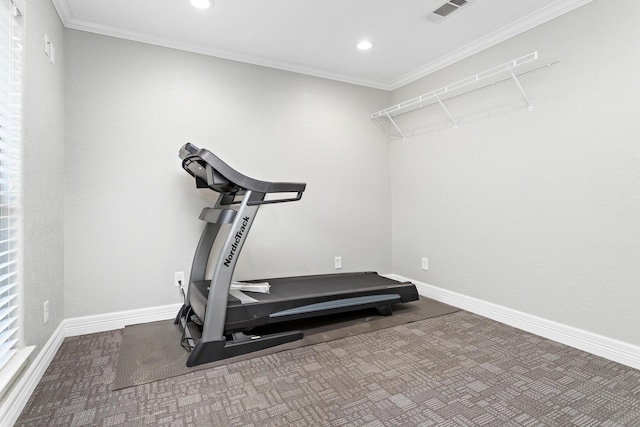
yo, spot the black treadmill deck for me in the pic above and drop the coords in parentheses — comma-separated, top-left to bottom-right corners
(190, 271, 419, 333)
(176, 144, 420, 366)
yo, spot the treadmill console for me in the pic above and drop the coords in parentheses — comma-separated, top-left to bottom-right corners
(179, 143, 307, 202)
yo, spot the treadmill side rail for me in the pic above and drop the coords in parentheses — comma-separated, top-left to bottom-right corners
(176, 143, 420, 367)
(269, 294, 401, 319)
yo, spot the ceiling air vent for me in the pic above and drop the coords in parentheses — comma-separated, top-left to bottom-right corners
(423, 0, 472, 24)
(433, 3, 460, 17)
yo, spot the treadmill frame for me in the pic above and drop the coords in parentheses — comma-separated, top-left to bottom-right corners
(176, 144, 418, 367)
(178, 187, 310, 366)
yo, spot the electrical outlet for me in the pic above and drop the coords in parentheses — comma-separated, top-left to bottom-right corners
(174, 271, 185, 288)
(43, 300, 49, 324)
(334, 256, 342, 270)
(421, 257, 429, 271)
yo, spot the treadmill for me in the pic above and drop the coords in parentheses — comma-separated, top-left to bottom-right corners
(175, 143, 419, 367)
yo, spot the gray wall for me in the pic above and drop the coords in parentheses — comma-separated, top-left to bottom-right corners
(22, 0, 639, 362)
(390, 0, 640, 345)
(22, 0, 65, 358)
(64, 31, 392, 318)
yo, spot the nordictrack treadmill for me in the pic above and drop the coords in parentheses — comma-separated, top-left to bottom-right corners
(176, 143, 419, 367)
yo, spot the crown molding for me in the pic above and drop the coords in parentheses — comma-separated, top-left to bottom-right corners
(50, 0, 72, 25)
(51, 0, 592, 92)
(50, 0, 393, 90)
(391, 0, 594, 90)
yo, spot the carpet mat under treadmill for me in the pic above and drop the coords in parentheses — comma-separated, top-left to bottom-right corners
(112, 296, 458, 390)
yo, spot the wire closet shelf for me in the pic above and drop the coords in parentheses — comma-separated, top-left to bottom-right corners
(371, 51, 558, 140)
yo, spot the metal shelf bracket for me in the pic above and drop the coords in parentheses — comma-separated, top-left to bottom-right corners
(371, 51, 557, 140)
(509, 68, 533, 111)
(385, 112, 406, 140)
(435, 94, 458, 129)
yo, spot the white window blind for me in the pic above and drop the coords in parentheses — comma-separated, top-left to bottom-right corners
(0, 0, 22, 373)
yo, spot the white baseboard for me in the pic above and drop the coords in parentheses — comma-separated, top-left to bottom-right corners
(2, 303, 182, 426)
(0, 322, 65, 427)
(65, 303, 182, 337)
(4, 283, 640, 426)
(389, 274, 640, 370)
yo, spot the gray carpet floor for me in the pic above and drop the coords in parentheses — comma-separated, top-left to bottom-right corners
(113, 298, 458, 389)
(16, 310, 640, 426)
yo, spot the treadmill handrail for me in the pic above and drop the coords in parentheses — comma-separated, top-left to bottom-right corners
(176, 143, 420, 367)
(180, 143, 307, 196)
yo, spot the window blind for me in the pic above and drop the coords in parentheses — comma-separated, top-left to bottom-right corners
(0, 0, 22, 373)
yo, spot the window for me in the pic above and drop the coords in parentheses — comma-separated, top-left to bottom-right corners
(0, 0, 25, 384)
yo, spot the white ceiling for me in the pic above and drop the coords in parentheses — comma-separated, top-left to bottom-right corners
(51, 0, 591, 90)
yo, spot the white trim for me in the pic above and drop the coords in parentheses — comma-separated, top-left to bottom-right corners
(0, 346, 33, 400)
(49, 0, 593, 91)
(0, 303, 182, 425)
(2, 283, 640, 425)
(0, 322, 64, 427)
(49, 0, 72, 26)
(387, 274, 640, 371)
(65, 19, 394, 90)
(391, 0, 594, 89)
(65, 303, 182, 337)
(47, 0, 392, 91)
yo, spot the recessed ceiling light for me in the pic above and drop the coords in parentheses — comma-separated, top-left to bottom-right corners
(357, 40, 373, 50)
(191, 0, 212, 9)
